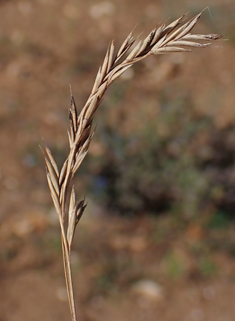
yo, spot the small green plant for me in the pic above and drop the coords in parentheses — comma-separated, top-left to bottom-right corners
(43, 11, 220, 321)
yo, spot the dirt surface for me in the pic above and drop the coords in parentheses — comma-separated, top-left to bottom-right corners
(0, 0, 235, 321)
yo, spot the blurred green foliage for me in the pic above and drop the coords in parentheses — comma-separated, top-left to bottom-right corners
(85, 90, 234, 218)
(207, 211, 230, 229)
(81, 82, 235, 220)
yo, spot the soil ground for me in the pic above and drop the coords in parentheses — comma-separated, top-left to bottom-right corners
(0, 1, 235, 321)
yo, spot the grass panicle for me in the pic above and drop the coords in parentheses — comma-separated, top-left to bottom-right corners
(43, 10, 221, 321)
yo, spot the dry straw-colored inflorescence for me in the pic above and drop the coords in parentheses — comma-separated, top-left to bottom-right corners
(43, 10, 221, 321)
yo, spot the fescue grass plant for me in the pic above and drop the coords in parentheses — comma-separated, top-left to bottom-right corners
(43, 10, 221, 321)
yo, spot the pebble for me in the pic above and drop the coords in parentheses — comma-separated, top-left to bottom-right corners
(131, 280, 163, 301)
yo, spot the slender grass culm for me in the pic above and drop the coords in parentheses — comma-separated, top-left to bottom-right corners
(43, 10, 221, 321)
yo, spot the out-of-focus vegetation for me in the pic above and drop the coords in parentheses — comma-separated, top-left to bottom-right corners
(82, 82, 235, 221)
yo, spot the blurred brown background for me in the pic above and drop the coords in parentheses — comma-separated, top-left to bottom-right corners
(0, 0, 235, 320)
